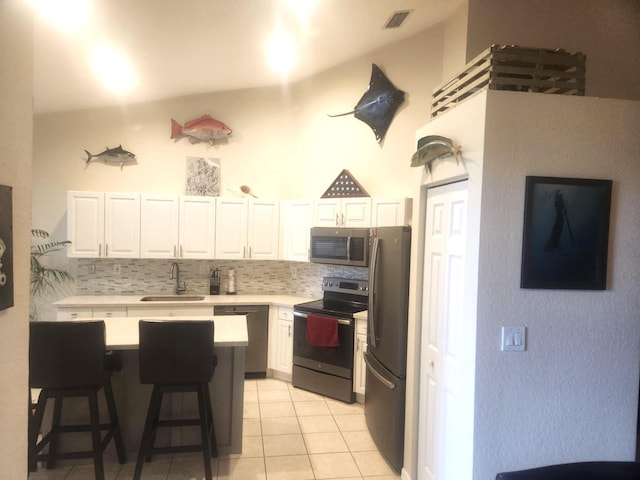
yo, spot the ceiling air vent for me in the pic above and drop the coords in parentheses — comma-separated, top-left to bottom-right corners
(384, 10, 412, 29)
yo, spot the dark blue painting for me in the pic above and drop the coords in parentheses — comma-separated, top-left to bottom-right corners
(520, 176, 612, 290)
(0, 184, 13, 310)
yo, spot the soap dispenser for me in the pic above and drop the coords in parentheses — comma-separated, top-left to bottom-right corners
(209, 268, 220, 295)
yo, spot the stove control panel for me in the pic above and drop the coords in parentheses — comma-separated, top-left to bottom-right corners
(322, 277, 369, 296)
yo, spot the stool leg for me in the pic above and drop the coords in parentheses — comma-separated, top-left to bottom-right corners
(134, 386, 162, 480)
(28, 390, 47, 472)
(46, 394, 64, 469)
(197, 384, 213, 480)
(88, 390, 105, 480)
(203, 385, 217, 457)
(103, 378, 126, 464)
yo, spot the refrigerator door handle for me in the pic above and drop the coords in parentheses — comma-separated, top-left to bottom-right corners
(364, 352, 395, 390)
(368, 236, 380, 348)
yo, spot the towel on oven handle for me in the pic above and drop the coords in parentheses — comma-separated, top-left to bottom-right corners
(305, 314, 339, 347)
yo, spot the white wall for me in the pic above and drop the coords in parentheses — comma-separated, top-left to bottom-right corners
(33, 26, 447, 242)
(0, 1, 32, 477)
(466, 0, 640, 101)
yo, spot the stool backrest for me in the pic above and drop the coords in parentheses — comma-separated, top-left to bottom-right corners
(138, 320, 215, 385)
(495, 461, 640, 480)
(29, 320, 107, 388)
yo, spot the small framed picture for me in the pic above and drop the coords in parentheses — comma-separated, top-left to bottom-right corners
(0, 184, 13, 310)
(520, 176, 613, 290)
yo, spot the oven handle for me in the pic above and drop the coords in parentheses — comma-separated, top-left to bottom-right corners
(293, 311, 352, 325)
(347, 236, 352, 261)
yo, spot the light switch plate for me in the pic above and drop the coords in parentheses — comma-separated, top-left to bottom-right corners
(501, 326, 526, 352)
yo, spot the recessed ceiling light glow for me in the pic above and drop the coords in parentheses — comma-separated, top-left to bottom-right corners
(32, 0, 91, 31)
(91, 46, 137, 94)
(266, 30, 297, 75)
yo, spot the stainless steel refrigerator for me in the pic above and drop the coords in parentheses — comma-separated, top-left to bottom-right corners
(364, 225, 411, 472)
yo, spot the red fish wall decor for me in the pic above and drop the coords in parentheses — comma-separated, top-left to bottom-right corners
(170, 114, 232, 146)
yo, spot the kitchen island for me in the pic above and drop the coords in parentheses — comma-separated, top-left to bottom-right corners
(55, 315, 248, 456)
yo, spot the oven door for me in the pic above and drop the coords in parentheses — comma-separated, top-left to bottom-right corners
(292, 310, 354, 379)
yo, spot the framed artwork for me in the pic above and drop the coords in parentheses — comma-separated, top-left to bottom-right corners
(520, 176, 612, 290)
(185, 157, 221, 196)
(0, 185, 13, 310)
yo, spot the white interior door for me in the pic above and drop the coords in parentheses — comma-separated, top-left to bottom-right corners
(418, 180, 471, 480)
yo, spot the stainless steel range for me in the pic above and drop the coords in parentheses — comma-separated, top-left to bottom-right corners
(292, 277, 369, 403)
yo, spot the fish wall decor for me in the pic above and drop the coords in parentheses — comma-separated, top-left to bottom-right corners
(410, 135, 461, 174)
(171, 114, 232, 145)
(84, 145, 137, 169)
(328, 64, 405, 144)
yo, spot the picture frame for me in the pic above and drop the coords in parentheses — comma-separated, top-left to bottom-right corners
(520, 176, 613, 290)
(0, 184, 13, 310)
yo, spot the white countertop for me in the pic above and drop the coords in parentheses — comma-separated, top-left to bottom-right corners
(72, 315, 249, 350)
(54, 294, 314, 309)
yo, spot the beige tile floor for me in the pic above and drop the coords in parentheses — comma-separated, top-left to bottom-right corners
(29, 378, 401, 480)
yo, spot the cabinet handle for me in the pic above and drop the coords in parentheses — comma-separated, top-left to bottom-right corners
(249, 246, 252, 258)
(335, 213, 339, 226)
(70, 313, 78, 318)
(341, 213, 345, 226)
(105, 244, 109, 257)
(243, 247, 246, 258)
(180, 245, 183, 257)
(288, 325, 292, 337)
(173, 245, 177, 257)
(99, 244, 102, 257)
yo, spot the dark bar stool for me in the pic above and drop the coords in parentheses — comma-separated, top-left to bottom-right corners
(28, 320, 126, 480)
(134, 320, 217, 480)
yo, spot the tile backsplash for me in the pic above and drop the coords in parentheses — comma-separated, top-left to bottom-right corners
(75, 259, 369, 299)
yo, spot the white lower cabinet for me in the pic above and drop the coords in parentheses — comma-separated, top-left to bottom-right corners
(354, 315, 368, 400)
(269, 307, 293, 380)
(57, 307, 93, 321)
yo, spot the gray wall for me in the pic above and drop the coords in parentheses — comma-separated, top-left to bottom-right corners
(474, 91, 640, 478)
(466, 0, 640, 101)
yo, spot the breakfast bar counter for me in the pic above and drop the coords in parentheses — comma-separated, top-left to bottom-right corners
(61, 315, 248, 456)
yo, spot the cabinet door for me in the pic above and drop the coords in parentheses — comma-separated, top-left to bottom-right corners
(57, 307, 93, 321)
(281, 199, 312, 262)
(275, 309, 293, 375)
(104, 193, 140, 258)
(313, 198, 341, 227)
(248, 199, 279, 260)
(179, 196, 216, 258)
(127, 306, 214, 317)
(67, 191, 104, 258)
(140, 194, 179, 258)
(341, 197, 372, 227)
(371, 197, 412, 227)
(92, 307, 127, 318)
(354, 333, 367, 396)
(215, 198, 247, 259)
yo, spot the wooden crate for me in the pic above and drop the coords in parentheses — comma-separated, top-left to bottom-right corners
(431, 44, 586, 118)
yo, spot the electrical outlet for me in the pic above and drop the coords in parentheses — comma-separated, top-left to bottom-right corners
(113, 264, 121, 275)
(88, 264, 96, 274)
(290, 266, 297, 278)
(199, 264, 209, 275)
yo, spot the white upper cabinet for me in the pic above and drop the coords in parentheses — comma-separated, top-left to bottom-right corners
(140, 194, 216, 259)
(280, 199, 313, 262)
(371, 197, 413, 227)
(67, 191, 139, 258)
(179, 196, 216, 258)
(140, 194, 180, 258)
(215, 198, 279, 260)
(314, 197, 371, 227)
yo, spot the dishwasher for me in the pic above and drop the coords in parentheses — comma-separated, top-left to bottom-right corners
(214, 304, 268, 378)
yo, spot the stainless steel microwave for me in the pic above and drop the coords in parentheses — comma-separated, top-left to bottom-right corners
(309, 227, 370, 267)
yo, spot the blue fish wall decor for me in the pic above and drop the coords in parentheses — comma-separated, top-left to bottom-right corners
(328, 64, 405, 144)
(84, 145, 137, 169)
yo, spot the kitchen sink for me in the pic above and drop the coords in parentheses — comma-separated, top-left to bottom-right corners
(140, 295, 206, 302)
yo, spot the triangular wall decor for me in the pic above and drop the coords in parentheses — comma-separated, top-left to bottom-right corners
(321, 169, 370, 198)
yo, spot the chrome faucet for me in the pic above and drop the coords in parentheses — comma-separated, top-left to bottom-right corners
(170, 262, 187, 295)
